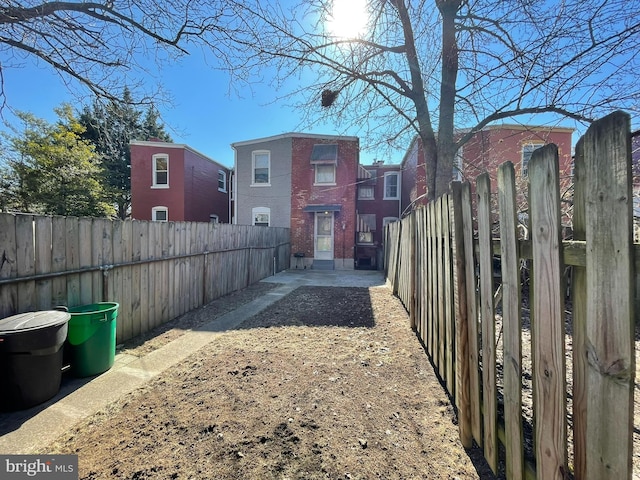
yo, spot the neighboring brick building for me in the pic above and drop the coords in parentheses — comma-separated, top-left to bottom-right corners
(130, 140, 230, 223)
(400, 124, 574, 214)
(232, 133, 359, 270)
(355, 161, 402, 269)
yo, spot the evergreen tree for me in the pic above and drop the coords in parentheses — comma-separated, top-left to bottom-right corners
(0, 105, 115, 217)
(79, 88, 172, 219)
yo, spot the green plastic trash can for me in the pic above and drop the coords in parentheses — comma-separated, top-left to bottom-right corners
(66, 302, 118, 377)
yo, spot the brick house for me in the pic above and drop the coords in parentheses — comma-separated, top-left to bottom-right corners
(355, 161, 402, 269)
(232, 133, 359, 270)
(130, 140, 231, 223)
(400, 124, 574, 214)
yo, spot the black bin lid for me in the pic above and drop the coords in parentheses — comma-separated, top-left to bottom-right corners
(0, 311, 70, 334)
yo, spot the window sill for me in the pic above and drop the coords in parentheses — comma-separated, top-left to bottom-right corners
(250, 183, 271, 187)
(314, 182, 337, 187)
(358, 197, 375, 201)
(151, 185, 169, 189)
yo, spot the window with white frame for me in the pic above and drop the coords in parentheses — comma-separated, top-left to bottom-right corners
(252, 151, 270, 185)
(522, 143, 544, 178)
(152, 206, 168, 222)
(218, 170, 227, 192)
(315, 163, 336, 184)
(152, 154, 169, 187)
(358, 185, 374, 200)
(252, 207, 270, 226)
(384, 172, 399, 199)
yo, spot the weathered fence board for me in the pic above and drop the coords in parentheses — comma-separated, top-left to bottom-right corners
(498, 161, 524, 480)
(0, 216, 290, 344)
(583, 111, 635, 479)
(16, 215, 36, 313)
(384, 111, 637, 479)
(477, 173, 498, 473)
(571, 138, 587, 480)
(35, 216, 53, 311)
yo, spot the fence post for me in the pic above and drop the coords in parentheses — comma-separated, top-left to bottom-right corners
(583, 111, 634, 480)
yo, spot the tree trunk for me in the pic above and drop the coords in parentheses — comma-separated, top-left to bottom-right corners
(436, 0, 462, 199)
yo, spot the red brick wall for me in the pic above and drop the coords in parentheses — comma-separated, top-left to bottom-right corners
(461, 126, 573, 188)
(183, 149, 230, 223)
(400, 137, 427, 214)
(131, 144, 185, 221)
(131, 142, 230, 222)
(290, 137, 359, 264)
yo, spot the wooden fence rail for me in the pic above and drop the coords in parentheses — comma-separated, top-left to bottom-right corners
(0, 216, 290, 343)
(385, 111, 636, 479)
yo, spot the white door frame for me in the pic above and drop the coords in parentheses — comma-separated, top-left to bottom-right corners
(314, 212, 334, 260)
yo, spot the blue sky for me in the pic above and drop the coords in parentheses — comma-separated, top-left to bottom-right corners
(0, 45, 395, 169)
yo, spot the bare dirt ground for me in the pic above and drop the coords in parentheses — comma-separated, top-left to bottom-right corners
(41, 283, 499, 479)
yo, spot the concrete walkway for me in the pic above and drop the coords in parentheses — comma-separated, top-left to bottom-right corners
(0, 269, 386, 454)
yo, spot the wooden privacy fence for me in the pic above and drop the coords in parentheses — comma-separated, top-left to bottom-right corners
(385, 111, 637, 480)
(0, 216, 290, 343)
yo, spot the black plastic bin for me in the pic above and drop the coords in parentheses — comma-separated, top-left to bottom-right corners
(0, 310, 70, 411)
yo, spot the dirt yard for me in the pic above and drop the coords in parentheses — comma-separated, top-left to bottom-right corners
(41, 282, 499, 479)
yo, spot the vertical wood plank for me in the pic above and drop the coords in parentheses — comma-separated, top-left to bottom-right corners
(134, 220, 147, 336)
(443, 195, 454, 395)
(426, 205, 434, 357)
(420, 208, 428, 344)
(78, 218, 94, 305)
(571, 138, 587, 480)
(0, 214, 18, 317)
(65, 216, 80, 307)
(164, 222, 173, 323)
(409, 212, 417, 330)
(101, 219, 114, 305)
(112, 220, 124, 341)
(16, 214, 36, 313)
(34, 216, 53, 311)
(451, 182, 472, 448)
(583, 111, 634, 479)
(436, 198, 445, 373)
(477, 173, 497, 472)
(497, 162, 524, 480)
(91, 218, 104, 302)
(529, 144, 567, 480)
(120, 220, 133, 341)
(461, 182, 482, 446)
(51, 216, 67, 307)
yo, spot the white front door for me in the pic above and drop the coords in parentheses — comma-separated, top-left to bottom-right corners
(314, 212, 334, 260)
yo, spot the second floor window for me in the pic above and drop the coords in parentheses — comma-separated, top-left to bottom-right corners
(252, 151, 270, 185)
(358, 185, 374, 199)
(384, 172, 399, 200)
(153, 154, 169, 187)
(218, 170, 227, 192)
(315, 164, 336, 184)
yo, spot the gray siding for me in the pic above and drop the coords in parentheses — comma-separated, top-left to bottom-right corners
(234, 137, 292, 228)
